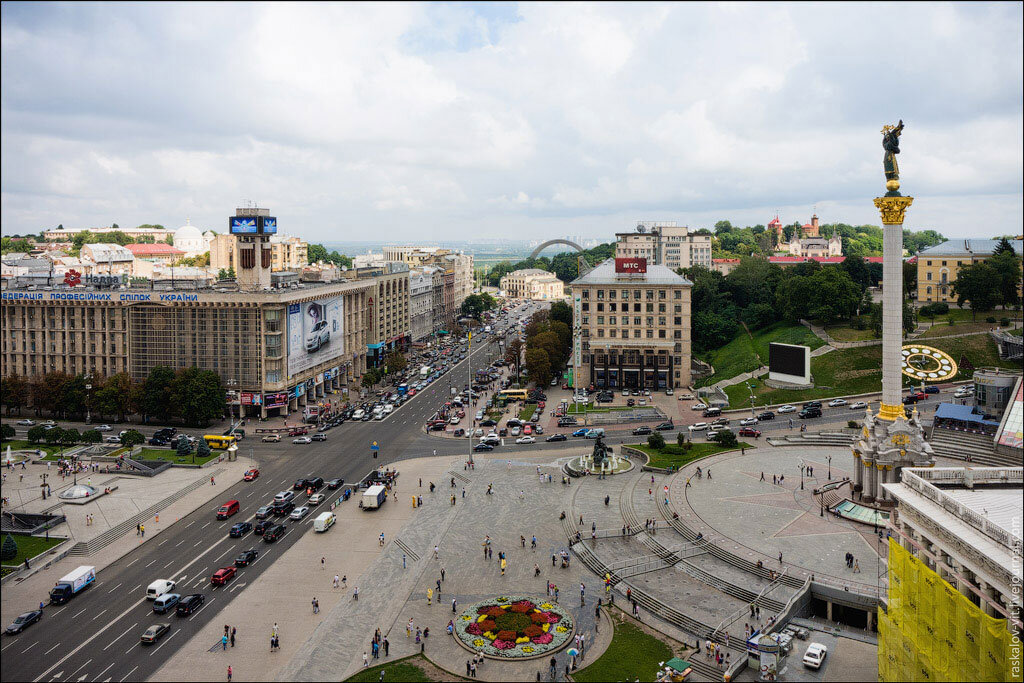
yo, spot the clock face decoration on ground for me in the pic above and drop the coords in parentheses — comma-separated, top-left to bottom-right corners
(901, 344, 957, 382)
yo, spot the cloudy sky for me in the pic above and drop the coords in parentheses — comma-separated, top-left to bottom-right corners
(2, 2, 1021, 242)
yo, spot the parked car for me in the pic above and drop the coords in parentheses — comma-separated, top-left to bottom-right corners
(5, 610, 42, 635)
(849, 402, 868, 410)
(757, 411, 776, 421)
(229, 522, 252, 538)
(690, 403, 708, 411)
(632, 426, 652, 436)
(803, 643, 827, 669)
(828, 398, 848, 407)
(777, 405, 797, 414)
(655, 421, 674, 431)
(140, 623, 170, 644)
(261, 434, 281, 443)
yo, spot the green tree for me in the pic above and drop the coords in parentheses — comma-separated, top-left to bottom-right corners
(1, 374, 30, 415)
(715, 430, 738, 448)
(714, 220, 734, 234)
(692, 311, 739, 352)
(952, 262, 1000, 320)
(869, 303, 883, 338)
(361, 367, 382, 388)
(94, 373, 138, 422)
(81, 429, 102, 444)
(176, 435, 193, 459)
(26, 425, 47, 443)
(59, 428, 80, 449)
(384, 351, 408, 374)
(44, 428, 64, 447)
(988, 251, 1022, 310)
(524, 348, 552, 387)
(460, 294, 495, 320)
(121, 429, 145, 448)
(992, 237, 1015, 256)
(647, 432, 666, 450)
(1, 423, 15, 440)
(549, 301, 572, 327)
(307, 243, 330, 264)
(140, 366, 176, 423)
(170, 368, 225, 427)
(903, 261, 918, 294)
(194, 438, 211, 463)
(0, 534, 17, 562)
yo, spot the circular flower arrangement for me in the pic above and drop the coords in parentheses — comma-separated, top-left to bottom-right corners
(454, 596, 574, 658)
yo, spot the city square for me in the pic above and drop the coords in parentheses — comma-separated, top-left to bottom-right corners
(2, 3, 1022, 683)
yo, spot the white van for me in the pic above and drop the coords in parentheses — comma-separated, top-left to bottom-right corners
(313, 512, 336, 532)
(352, 409, 365, 421)
(146, 579, 176, 600)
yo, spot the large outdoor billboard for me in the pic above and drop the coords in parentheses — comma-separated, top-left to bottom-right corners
(614, 257, 647, 274)
(287, 296, 344, 378)
(768, 342, 811, 385)
(229, 216, 258, 235)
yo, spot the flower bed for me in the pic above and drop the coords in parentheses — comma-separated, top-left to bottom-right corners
(454, 596, 574, 659)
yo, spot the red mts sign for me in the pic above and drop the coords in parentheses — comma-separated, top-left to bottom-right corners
(614, 257, 647, 273)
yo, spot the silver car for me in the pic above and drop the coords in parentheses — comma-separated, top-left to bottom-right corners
(289, 506, 310, 520)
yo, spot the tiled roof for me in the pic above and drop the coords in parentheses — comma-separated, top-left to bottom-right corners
(125, 243, 185, 256)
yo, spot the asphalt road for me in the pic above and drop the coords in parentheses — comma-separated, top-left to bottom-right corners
(0, 311, 525, 683)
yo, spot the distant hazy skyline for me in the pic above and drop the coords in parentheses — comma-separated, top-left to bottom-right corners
(2, 2, 1021, 241)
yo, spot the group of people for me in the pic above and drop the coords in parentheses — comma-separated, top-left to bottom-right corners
(704, 638, 731, 670)
(845, 551, 861, 573)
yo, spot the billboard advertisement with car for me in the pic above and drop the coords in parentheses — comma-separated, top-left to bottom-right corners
(287, 297, 344, 378)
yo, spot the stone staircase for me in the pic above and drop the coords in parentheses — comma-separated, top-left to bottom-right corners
(766, 432, 856, 448)
(66, 469, 225, 556)
(928, 428, 1019, 467)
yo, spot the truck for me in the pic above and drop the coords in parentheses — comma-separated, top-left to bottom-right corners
(49, 565, 96, 604)
(313, 511, 336, 532)
(420, 366, 431, 379)
(360, 484, 387, 510)
(484, 325, 492, 333)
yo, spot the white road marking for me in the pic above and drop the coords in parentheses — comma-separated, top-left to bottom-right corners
(21, 641, 39, 654)
(214, 547, 232, 563)
(163, 560, 174, 569)
(102, 622, 138, 652)
(188, 597, 213, 621)
(94, 661, 116, 681)
(144, 560, 157, 568)
(72, 608, 89, 618)
(91, 609, 108, 622)
(149, 629, 177, 655)
(106, 583, 122, 594)
(120, 666, 138, 682)
(130, 584, 141, 593)
(201, 522, 211, 530)
(0, 641, 18, 652)
(67, 658, 91, 679)
(43, 642, 62, 655)
(125, 558, 139, 568)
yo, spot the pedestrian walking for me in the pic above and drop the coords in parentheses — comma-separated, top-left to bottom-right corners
(383, 636, 389, 656)
(227, 665, 232, 682)
(231, 626, 236, 647)
(580, 582, 585, 605)
(363, 652, 369, 667)
(222, 634, 228, 651)
(402, 553, 406, 569)
(334, 574, 340, 589)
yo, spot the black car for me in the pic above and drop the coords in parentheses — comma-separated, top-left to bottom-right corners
(254, 519, 274, 535)
(327, 478, 345, 490)
(140, 623, 170, 644)
(557, 418, 578, 427)
(176, 594, 205, 616)
(264, 524, 287, 543)
(902, 395, 919, 405)
(473, 443, 494, 452)
(626, 399, 636, 407)
(632, 426, 652, 436)
(924, 385, 939, 394)
(293, 479, 308, 491)
(148, 437, 170, 446)
(229, 522, 252, 538)
(757, 411, 775, 421)
(234, 549, 259, 567)
(545, 433, 567, 442)
(799, 407, 822, 419)
(480, 419, 497, 427)
(655, 422, 674, 431)
(804, 401, 822, 409)
(153, 427, 177, 439)
(271, 501, 294, 517)
(306, 477, 324, 491)
(5, 610, 42, 634)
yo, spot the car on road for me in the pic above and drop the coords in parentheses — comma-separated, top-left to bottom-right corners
(261, 434, 281, 443)
(757, 411, 775, 421)
(308, 493, 327, 505)
(688, 422, 709, 432)
(739, 417, 759, 426)
(803, 643, 827, 669)
(140, 623, 170, 644)
(690, 403, 708, 411)
(632, 426, 652, 436)
(954, 387, 973, 398)
(5, 610, 42, 634)
(176, 594, 205, 616)
(105, 435, 121, 443)
(216, 500, 240, 520)
(482, 434, 500, 445)
(710, 417, 731, 426)
(16, 419, 35, 426)
(271, 501, 294, 517)
(293, 436, 313, 444)
(244, 469, 260, 482)
(306, 477, 324, 491)
(152, 593, 180, 614)
(655, 421, 674, 431)
(293, 478, 309, 490)
(571, 428, 590, 437)
(149, 437, 170, 446)
(849, 401, 868, 410)
(800, 407, 822, 419)
(473, 443, 494, 452)
(255, 505, 272, 519)
(515, 436, 536, 444)
(95, 424, 112, 432)
(584, 429, 604, 439)
(289, 506, 311, 521)
(274, 490, 295, 503)
(777, 405, 797, 413)
(147, 579, 176, 599)
(327, 478, 345, 490)
(235, 549, 259, 567)
(545, 434, 567, 442)
(254, 519, 274, 535)
(264, 524, 287, 543)
(828, 398, 847, 407)
(211, 566, 236, 585)
(288, 427, 309, 436)
(738, 427, 762, 438)
(924, 385, 940, 394)
(229, 521, 252, 538)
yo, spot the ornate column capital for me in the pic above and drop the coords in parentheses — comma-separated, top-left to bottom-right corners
(873, 196, 914, 225)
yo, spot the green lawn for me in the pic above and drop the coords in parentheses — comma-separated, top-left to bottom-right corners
(518, 406, 537, 421)
(573, 614, 674, 683)
(0, 440, 68, 457)
(918, 319, 1014, 338)
(0, 534, 65, 573)
(628, 441, 752, 470)
(343, 656, 437, 682)
(697, 322, 825, 387)
(823, 320, 877, 341)
(918, 307, 1016, 323)
(724, 332, 1014, 407)
(133, 447, 223, 466)
(567, 403, 636, 415)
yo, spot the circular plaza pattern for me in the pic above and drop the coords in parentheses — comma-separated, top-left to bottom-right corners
(901, 344, 957, 382)
(453, 595, 575, 659)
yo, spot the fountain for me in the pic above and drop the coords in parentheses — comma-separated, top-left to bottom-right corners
(566, 436, 632, 477)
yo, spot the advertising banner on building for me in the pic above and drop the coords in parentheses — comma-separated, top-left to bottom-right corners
(240, 392, 262, 406)
(614, 257, 647, 273)
(293, 382, 306, 398)
(287, 296, 345, 378)
(265, 392, 288, 409)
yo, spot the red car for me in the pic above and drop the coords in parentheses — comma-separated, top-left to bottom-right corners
(738, 427, 762, 438)
(288, 428, 308, 437)
(211, 566, 236, 586)
(244, 469, 260, 482)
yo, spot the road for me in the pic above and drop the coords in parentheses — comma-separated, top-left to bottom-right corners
(0, 314, 522, 683)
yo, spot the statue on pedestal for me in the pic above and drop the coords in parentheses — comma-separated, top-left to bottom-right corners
(882, 120, 904, 195)
(591, 436, 608, 468)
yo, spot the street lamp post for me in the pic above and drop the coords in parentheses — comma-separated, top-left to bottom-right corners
(85, 376, 93, 425)
(827, 455, 832, 480)
(800, 463, 805, 490)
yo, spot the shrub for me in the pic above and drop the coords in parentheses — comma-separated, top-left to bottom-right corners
(676, 431, 687, 447)
(647, 433, 666, 451)
(715, 430, 738, 448)
(0, 533, 17, 562)
(26, 425, 46, 444)
(1, 423, 14, 440)
(1000, 318, 1010, 326)
(947, 315, 955, 326)
(985, 316, 997, 323)
(848, 420, 860, 429)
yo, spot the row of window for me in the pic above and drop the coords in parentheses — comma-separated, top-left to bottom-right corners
(590, 328, 678, 339)
(584, 289, 681, 300)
